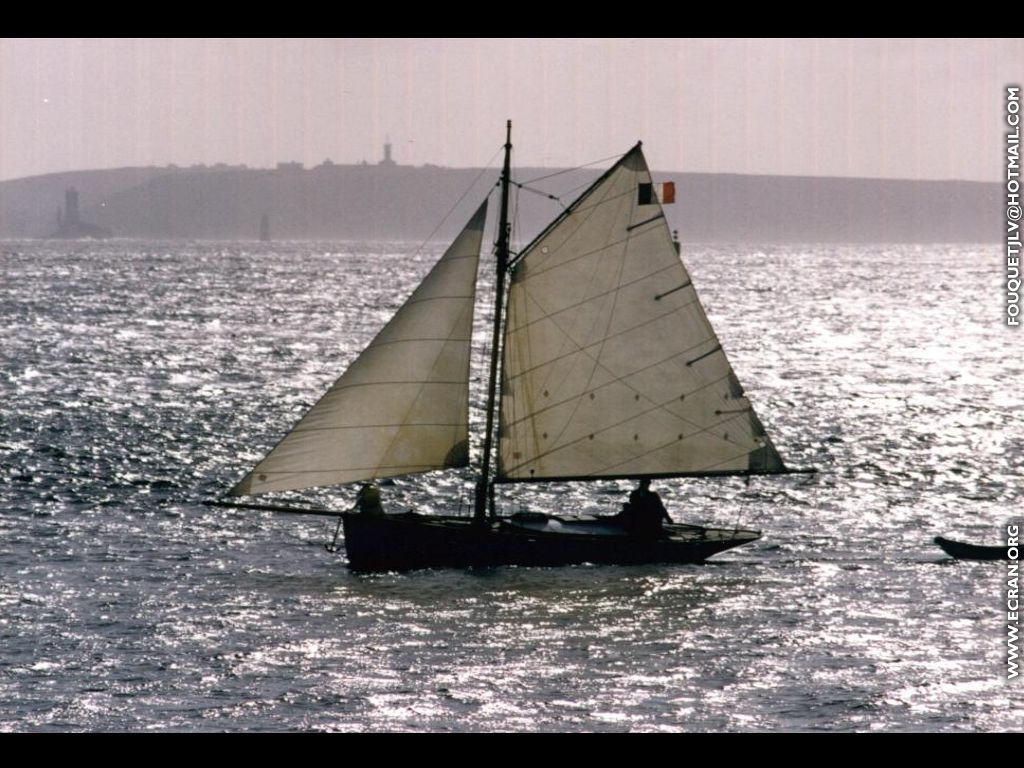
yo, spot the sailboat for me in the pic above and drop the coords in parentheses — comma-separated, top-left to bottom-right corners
(220, 122, 807, 571)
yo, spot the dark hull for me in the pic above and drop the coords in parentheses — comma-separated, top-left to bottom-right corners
(342, 512, 761, 571)
(934, 536, 1008, 561)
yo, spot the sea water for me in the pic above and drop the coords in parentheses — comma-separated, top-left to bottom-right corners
(1, 241, 1020, 731)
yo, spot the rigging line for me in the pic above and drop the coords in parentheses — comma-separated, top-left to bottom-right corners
(507, 289, 701, 357)
(512, 233, 637, 281)
(519, 151, 625, 185)
(489, 166, 504, 254)
(571, 184, 637, 211)
(508, 149, 639, 271)
(504, 365, 740, 430)
(558, 178, 606, 201)
(503, 331, 737, 450)
(508, 404, 767, 478)
(505, 293, 757, 456)
(472, 179, 505, 404)
(507, 259, 749, 434)
(596, 435, 772, 478)
(528, 401, 760, 468)
(244, 463, 455, 476)
(514, 182, 562, 204)
(493, 231, 514, 480)
(506, 361, 744, 473)
(326, 515, 344, 553)
(349, 335, 472, 351)
(292, 421, 468, 433)
(208, 499, 347, 517)
(508, 181, 521, 261)
(511, 164, 658, 413)
(504, 362, 774, 473)
(512, 186, 640, 276)
(511, 177, 604, 218)
(404, 145, 502, 261)
(517, 172, 620, 397)
(518, 177, 628, 275)
(532, 179, 632, 454)
(733, 504, 746, 534)
(507, 263, 680, 335)
(310, 378, 466, 394)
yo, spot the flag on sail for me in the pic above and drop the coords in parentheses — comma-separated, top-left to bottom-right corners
(499, 147, 785, 482)
(638, 181, 675, 205)
(232, 200, 488, 496)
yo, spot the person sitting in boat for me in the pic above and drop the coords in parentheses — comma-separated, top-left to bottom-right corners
(356, 482, 384, 516)
(619, 478, 671, 537)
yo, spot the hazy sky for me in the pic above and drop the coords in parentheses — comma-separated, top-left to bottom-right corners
(0, 38, 1019, 182)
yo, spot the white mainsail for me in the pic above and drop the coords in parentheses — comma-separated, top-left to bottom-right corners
(232, 201, 488, 496)
(498, 147, 785, 481)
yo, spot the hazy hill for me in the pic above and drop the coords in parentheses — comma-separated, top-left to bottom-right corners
(0, 162, 1001, 243)
(0, 167, 185, 238)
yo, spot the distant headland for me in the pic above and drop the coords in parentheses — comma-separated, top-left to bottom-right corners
(0, 143, 1003, 243)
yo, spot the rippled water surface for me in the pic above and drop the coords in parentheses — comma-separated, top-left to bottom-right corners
(1, 241, 1020, 731)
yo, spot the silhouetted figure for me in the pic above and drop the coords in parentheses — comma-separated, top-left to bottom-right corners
(356, 483, 384, 515)
(618, 478, 671, 538)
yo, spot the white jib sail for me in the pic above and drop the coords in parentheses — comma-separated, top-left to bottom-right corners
(232, 201, 488, 496)
(499, 147, 784, 481)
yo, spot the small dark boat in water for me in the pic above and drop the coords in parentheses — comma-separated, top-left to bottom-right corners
(933, 536, 1007, 561)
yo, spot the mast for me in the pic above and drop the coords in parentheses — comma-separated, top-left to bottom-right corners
(475, 120, 513, 522)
